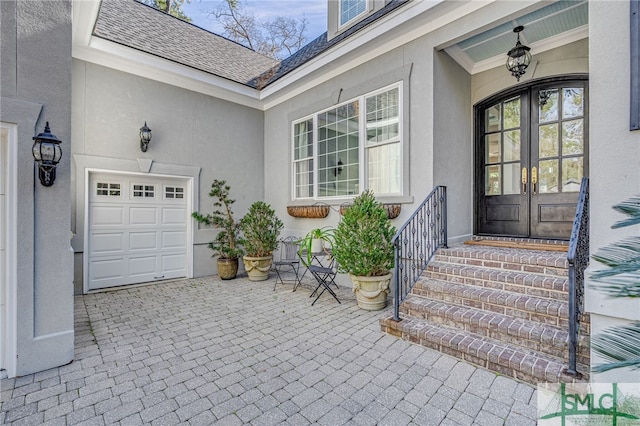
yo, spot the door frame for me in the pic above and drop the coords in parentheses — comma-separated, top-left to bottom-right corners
(83, 169, 195, 294)
(473, 74, 589, 237)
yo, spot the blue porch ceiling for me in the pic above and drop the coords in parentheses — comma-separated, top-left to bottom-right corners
(445, 0, 588, 74)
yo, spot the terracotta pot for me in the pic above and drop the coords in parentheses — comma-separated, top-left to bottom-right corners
(349, 273, 392, 310)
(242, 255, 273, 281)
(217, 258, 238, 280)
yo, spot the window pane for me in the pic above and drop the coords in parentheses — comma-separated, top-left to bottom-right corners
(317, 101, 359, 197)
(503, 163, 521, 195)
(294, 119, 313, 160)
(366, 88, 399, 145)
(485, 165, 501, 195)
(562, 158, 583, 192)
(368, 143, 400, 194)
(539, 123, 559, 158)
(295, 160, 313, 198)
(563, 88, 584, 119)
(539, 89, 559, 123)
(538, 159, 559, 193)
(503, 97, 520, 130)
(485, 104, 501, 132)
(504, 130, 520, 162)
(485, 134, 501, 164)
(562, 119, 584, 155)
(340, 0, 366, 25)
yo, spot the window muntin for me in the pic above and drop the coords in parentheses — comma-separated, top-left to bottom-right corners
(340, 0, 367, 26)
(292, 84, 402, 200)
(132, 184, 155, 198)
(165, 186, 184, 199)
(96, 182, 121, 197)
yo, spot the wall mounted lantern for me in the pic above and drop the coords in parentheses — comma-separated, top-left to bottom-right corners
(139, 121, 152, 152)
(506, 26, 531, 82)
(32, 122, 62, 187)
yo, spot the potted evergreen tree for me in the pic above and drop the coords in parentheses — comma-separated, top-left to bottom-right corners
(240, 201, 284, 281)
(332, 190, 396, 310)
(192, 180, 243, 280)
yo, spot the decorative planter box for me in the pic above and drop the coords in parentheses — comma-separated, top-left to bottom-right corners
(287, 205, 330, 218)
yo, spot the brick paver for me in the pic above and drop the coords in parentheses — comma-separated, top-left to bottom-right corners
(1, 276, 538, 424)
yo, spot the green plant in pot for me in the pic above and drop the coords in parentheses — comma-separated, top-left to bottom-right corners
(298, 226, 335, 266)
(192, 179, 244, 280)
(240, 201, 284, 281)
(332, 190, 396, 310)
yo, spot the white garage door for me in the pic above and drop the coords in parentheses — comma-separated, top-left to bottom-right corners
(88, 173, 189, 290)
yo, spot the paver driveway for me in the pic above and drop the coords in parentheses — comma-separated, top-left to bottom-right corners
(1, 276, 538, 425)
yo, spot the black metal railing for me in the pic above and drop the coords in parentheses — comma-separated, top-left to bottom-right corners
(392, 186, 447, 321)
(567, 177, 589, 375)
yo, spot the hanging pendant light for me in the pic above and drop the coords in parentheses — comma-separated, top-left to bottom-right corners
(506, 26, 531, 82)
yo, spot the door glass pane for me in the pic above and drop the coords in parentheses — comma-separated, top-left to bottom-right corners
(538, 159, 559, 193)
(485, 104, 501, 132)
(539, 89, 559, 123)
(503, 163, 521, 195)
(485, 134, 501, 164)
(563, 88, 584, 119)
(562, 158, 583, 192)
(562, 119, 584, 155)
(504, 130, 520, 162)
(485, 165, 501, 195)
(539, 124, 559, 158)
(503, 98, 520, 129)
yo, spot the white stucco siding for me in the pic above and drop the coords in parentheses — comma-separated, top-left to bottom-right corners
(0, 0, 74, 377)
(72, 60, 266, 291)
(586, 0, 640, 383)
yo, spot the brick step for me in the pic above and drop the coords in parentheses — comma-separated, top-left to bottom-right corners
(380, 314, 589, 384)
(424, 261, 569, 301)
(399, 294, 590, 364)
(411, 278, 590, 331)
(434, 245, 569, 277)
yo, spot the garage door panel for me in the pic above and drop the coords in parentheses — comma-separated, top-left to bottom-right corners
(90, 258, 126, 282)
(91, 206, 125, 226)
(162, 231, 185, 249)
(91, 232, 125, 254)
(129, 231, 158, 251)
(129, 256, 158, 277)
(162, 253, 187, 274)
(162, 208, 187, 225)
(89, 173, 188, 290)
(129, 207, 158, 226)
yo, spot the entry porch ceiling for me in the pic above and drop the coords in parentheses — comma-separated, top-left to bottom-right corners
(444, 0, 588, 74)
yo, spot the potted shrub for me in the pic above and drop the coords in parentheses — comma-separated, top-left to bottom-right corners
(332, 190, 396, 310)
(192, 180, 243, 279)
(240, 201, 284, 281)
(298, 226, 334, 266)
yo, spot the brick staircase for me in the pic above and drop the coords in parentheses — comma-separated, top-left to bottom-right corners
(380, 239, 590, 385)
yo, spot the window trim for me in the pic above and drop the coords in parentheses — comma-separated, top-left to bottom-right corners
(291, 82, 403, 201)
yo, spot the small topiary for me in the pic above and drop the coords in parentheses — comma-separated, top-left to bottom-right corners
(240, 201, 284, 257)
(332, 190, 396, 277)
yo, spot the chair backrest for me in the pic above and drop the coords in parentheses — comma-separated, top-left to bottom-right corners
(279, 236, 301, 262)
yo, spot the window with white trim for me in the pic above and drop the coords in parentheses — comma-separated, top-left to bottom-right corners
(340, 0, 367, 26)
(165, 186, 184, 199)
(292, 84, 402, 200)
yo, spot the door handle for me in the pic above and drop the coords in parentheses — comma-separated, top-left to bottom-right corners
(521, 167, 528, 195)
(531, 166, 538, 194)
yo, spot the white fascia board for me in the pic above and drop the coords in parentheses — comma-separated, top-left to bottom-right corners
(260, 0, 496, 109)
(470, 24, 589, 74)
(72, 0, 101, 46)
(73, 37, 262, 109)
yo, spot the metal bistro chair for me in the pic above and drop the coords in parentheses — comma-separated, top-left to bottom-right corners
(273, 236, 302, 291)
(308, 257, 340, 306)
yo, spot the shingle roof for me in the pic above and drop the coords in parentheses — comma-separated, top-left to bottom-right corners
(253, 0, 411, 88)
(92, 0, 279, 88)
